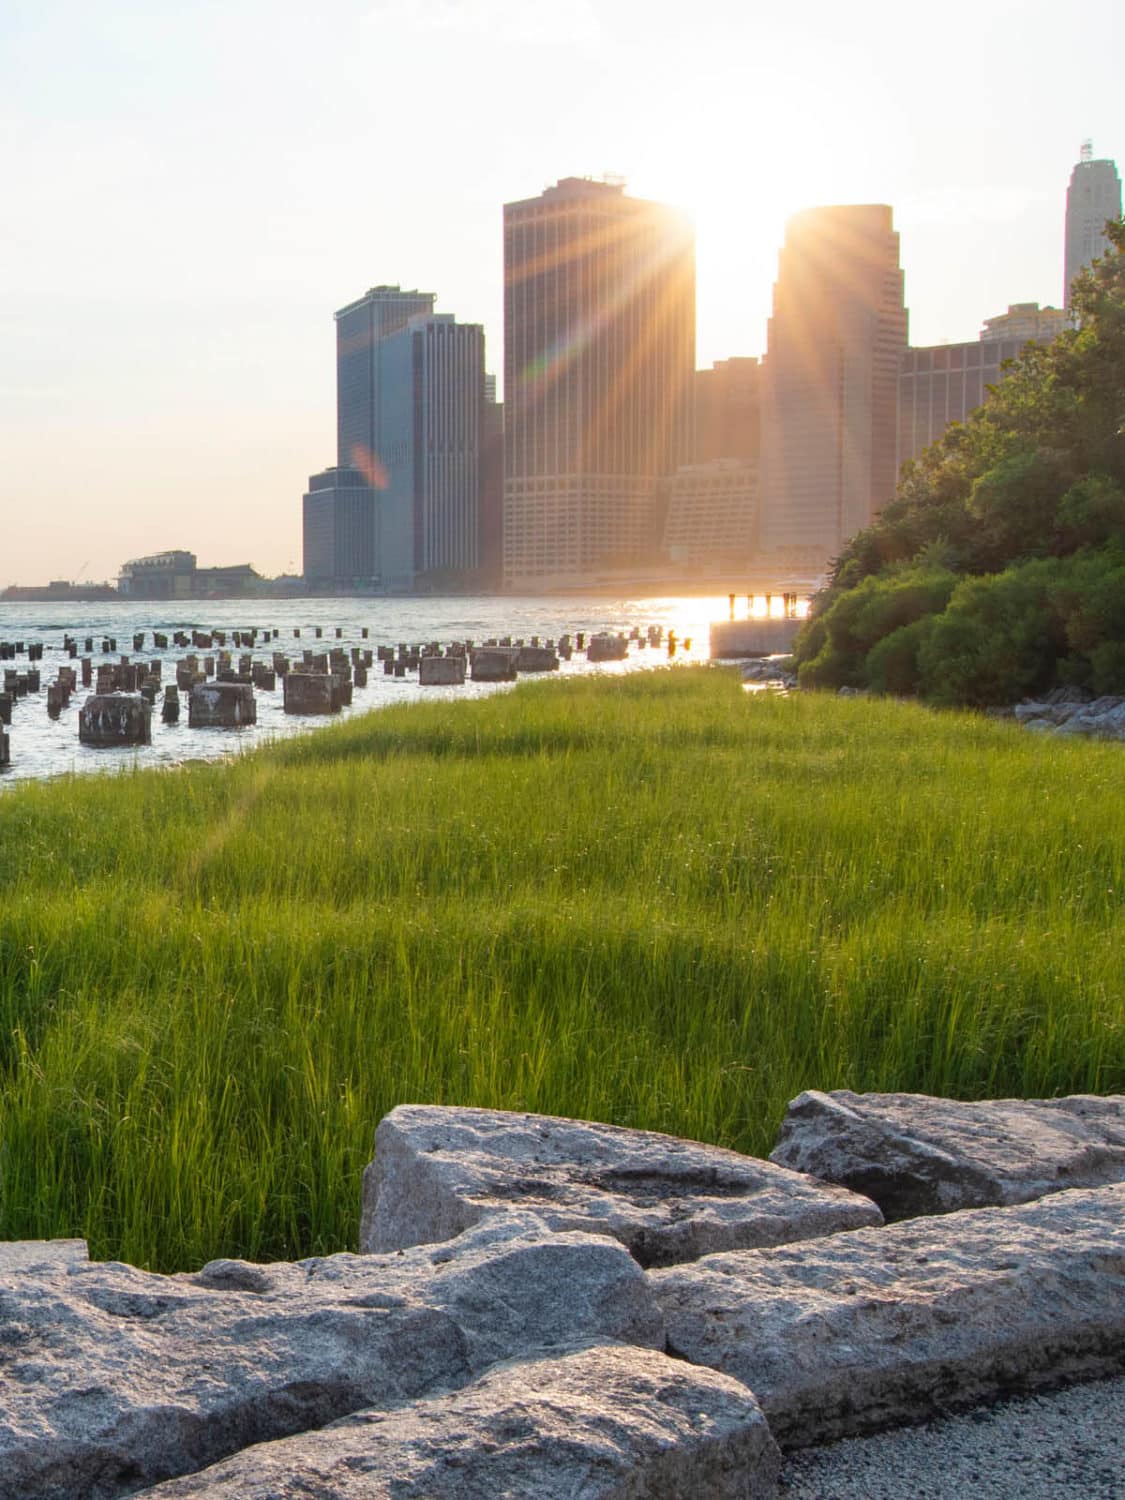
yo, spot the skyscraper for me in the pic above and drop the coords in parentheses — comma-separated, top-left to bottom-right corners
(376, 313, 484, 586)
(335, 285, 435, 472)
(302, 467, 379, 588)
(759, 206, 908, 567)
(1064, 143, 1121, 309)
(503, 177, 695, 587)
(305, 289, 483, 591)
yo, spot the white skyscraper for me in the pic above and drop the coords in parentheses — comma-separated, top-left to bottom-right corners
(1064, 143, 1121, 309)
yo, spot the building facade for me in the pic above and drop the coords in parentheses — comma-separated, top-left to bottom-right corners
(376, 314, 484, 587)
(897, 337, 1025, 470)
(503, 177, 695, 587)
(759, 205, 908, 569)
(1064, 143, 1121, 309)
(694, 357, 760, 465)
(660, 460, 757, 569)
(479, 378, 505, 588)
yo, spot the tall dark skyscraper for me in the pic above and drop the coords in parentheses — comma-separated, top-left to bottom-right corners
(335, 285, 435, 472)
(503, 177, 695, 587)
(303, 288, 483, 590)
(1064, 142, 1121, 308)
(759, 205, 908, 567)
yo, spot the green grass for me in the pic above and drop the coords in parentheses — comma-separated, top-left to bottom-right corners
(0, 668, 1121, 1270)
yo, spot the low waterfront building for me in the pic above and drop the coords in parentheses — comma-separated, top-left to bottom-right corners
(118, 551, 198, 599)
(118, 550, 263, 599)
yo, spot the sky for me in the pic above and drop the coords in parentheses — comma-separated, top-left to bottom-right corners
(1, 0, 1122, 586)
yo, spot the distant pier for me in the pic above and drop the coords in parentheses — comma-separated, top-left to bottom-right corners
(710, 592, 803, 658)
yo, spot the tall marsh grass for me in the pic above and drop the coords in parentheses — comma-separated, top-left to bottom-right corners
(0, 668, 1121, 1269)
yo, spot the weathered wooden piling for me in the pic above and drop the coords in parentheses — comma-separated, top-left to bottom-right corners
(586, 632, 628, 662)
(471, 648, 518, 682)
(188, 682, 257, 728)
(283, 671, 341, 715)
(78, 694, 151, 747)
(162, 686, 180, 723)
(419, 656, 466, 686)
(514, 645, 559, 673)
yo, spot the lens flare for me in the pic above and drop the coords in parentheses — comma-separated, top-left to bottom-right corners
(350, 444, 390, 490)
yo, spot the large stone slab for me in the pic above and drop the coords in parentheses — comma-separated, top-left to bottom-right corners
(360, 1106, 882, 1267)
(770, 1090, 1125, 1219)
(134, 1344, 781, 1499)
(651, 1183, 1125, 1449)
(0, 1216, 662, 1499)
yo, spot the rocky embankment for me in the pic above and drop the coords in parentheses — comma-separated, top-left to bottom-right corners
(1000, 686, 1125, 739)
(2, 1092, 1123, 1498)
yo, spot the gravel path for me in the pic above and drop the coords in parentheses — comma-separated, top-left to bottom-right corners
(779, 1375, 1125, 1498)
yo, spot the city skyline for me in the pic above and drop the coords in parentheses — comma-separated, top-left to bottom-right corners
(2, 0, 1123, 585)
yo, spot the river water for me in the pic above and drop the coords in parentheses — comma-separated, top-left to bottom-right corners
(0, 593, 735, 786)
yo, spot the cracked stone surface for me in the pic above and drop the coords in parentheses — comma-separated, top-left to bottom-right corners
(133, 1343, 782, 1499)
(360, 1105, 882, 1266)
(769, 1090, 1125, 1219)
(0, 1215, 663, 1500)
(651, 1183, 1125, 1448)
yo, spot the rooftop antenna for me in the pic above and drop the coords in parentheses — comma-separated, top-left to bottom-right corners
(1081, 139, 1093, 163)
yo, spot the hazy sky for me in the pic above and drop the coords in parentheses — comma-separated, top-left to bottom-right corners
(2, 0, 1121, 586)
